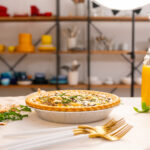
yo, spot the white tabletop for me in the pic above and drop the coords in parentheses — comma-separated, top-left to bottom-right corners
(0, 96, 150, 150)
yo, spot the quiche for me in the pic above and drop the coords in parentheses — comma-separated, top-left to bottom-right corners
(26, 90, 120, 112)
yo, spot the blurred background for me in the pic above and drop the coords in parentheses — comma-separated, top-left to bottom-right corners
(0, 0, 150, 96)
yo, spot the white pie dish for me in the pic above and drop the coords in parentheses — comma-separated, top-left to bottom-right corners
(34, 107, 113, 124)
(26, 90, 120, 124)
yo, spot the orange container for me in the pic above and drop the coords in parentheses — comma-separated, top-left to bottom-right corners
(16, 33, 35, 52)
(141, 49, 150, 106)
(141, 64, 150, 106)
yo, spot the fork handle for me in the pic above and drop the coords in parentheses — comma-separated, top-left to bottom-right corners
(4, 134, 87, 150)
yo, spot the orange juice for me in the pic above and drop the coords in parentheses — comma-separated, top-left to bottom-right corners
(141, 64, 150, 106)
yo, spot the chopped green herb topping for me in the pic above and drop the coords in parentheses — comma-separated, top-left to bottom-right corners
(0, 105, 31, 122)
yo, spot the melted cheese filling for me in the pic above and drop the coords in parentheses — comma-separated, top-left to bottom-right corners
(33, 91, 113, 107)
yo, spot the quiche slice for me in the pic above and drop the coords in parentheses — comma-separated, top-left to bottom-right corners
(26, 90, 120, 112)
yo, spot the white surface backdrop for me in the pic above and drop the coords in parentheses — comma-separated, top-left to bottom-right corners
(1, 96, 150, 150)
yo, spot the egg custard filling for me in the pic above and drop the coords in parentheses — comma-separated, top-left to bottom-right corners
(26, 90, 120, 112)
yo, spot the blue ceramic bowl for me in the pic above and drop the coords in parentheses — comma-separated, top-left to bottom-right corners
(1, 78, 10, 86)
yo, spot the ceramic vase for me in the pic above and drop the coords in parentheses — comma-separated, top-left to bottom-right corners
(68, 71, 79, 85)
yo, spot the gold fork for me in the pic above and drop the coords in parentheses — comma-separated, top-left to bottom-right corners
(89, 123, 133, 141)
(73, 118, 125, 135)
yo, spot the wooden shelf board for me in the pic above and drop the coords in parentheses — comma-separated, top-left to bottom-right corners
(0, 84, 141, 88)
(0, 84, 56, 88)
(91, 84, 141, 88)
(0, 50, 148, 55)
(60, 50, 87, 54)
(91, 50, 130, 54)
(135, 50, 147, 55)
(58, 16, 150, 22)
(59, 84, 87, 88)
(0, 16, 149, 22)
(0, 51, 56, 54)
(59, 16, 87, 21)
(90, 16, 150, 22)
(0, 16, 56, 22)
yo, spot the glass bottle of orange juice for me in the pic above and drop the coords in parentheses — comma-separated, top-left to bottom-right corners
(141, 48, 150, 106)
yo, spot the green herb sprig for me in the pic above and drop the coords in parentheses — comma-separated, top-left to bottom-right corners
(59, 93, 72, 104)
(133, 102, 150, 113)
(62, 97, 72, 104)
(0, 105, 31, 122)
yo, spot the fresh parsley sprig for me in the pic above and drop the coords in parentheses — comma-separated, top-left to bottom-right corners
(0, 105, 31, 122)
(62, 97, 72, 104)
(134, 102, 150, 113)
(19, 105, 32, 112)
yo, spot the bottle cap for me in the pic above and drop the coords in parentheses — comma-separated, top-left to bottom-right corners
(143, 48, 150, 65)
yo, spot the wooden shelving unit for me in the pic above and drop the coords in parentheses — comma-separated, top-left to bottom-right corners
(0, 1, 145, 95)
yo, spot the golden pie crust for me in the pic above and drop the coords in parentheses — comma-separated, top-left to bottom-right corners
(25, 90, 120, 112)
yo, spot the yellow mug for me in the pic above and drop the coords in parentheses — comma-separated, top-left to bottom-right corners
(8, 46, 16, 52)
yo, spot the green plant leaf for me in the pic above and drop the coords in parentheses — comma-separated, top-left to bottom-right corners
(133, 107, 149, 113)
(133, 102, 150, 113)
(141, 102, 149, 111)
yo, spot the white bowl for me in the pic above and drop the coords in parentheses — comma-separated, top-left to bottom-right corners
(34, 108, 113, 124)
(135, 77, 142, 85)
(91, 80, 103, 85)
(121, 77, 131, 85)
(17, 80, 32, 85)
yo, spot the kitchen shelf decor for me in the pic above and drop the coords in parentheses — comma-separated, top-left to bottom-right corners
(0, 0, 146, 96)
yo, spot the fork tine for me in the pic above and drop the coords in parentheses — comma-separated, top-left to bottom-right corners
(107, 118, 126, 133)
(104, 118, 125, 129)
(111, 124, 129, 136)
(115, 125, 133, 139)
(104, 118, 116, 128)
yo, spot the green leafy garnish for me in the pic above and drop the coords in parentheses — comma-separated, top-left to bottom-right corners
(59, 93, 66, 97)
(62, 97, 72, 104)
(133, 102, 150, 113)
(69, 95, 78, 99)
(59, 93, 72, 104)
(19, 105, 31, 112)
(0, 105, 31, 122)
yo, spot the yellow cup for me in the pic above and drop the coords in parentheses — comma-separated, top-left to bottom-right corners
(42, 35, 52, 45)
(8, 46, 16, 52)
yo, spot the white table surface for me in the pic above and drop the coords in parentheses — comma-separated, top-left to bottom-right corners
(0, 96, 150, 150)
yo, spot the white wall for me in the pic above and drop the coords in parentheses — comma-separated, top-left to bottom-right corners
(0, 0, 149, 97)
